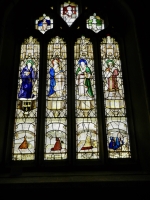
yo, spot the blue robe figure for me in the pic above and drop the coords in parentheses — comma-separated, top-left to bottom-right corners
(48, 67, 56, 97)
(114, 137, 121, 150)
(109, 136, 124, 150)
(109, 137, 115, 149)
(38, 18, 50, 27)
(18, 60, 36, 99)
(38, 18, 50, 32)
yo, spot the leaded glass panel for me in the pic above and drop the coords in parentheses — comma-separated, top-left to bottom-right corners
(101, 35, 131, 158)
(75, 36, 99, 159)
(86, 13, 104, 33)
(45, 36, 67, 160)
(35, 14, 53, 34)
(12, 36, 40, 160)
(60, 1, 78, 26)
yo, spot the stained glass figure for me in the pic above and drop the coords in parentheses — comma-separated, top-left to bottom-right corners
(101, 35, 131, 158)
(45, 36, 67, 160)
(60, 1, 78, 26)
(76, 119, 99, 159)
(86, 13, 104, 33)
(74, 36, 99, 159)
(76, 59, 94, 99)
(19, 136, 28, 149)
(51, 137, 62, 151)
(18, 60, 37, 99)
(35, 14, 53, 34)
(47, 58, 65, 98)
(12, 36, 40, 160)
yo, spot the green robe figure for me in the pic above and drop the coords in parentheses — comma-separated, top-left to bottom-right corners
(76, 59, 94, 99)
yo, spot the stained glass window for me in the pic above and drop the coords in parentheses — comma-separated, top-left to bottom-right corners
(101, 35, 131, 158)
(12, 36, 40, 160)
(60, 1, 78, 26)
(86, 13, 104, 33)
(74, 36, 99, 159)
(12, 7, 132, 162)
(35, 14, 53, 34)
(45, 36, 67, 160)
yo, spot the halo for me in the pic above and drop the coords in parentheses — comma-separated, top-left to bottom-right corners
(26, 60, 34, 65)
(78, 58, 87, 65)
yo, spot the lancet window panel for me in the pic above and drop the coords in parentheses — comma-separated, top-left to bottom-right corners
(74, 36, 99, 159)
(101, 35, 131, 158)
(45, 36, 67, 160)
(12, 36, 40, 161)
(60, 1, 78, 27)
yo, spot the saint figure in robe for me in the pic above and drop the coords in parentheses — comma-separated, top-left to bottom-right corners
(38, 17, 50, 32)
(51, 137, 62, 151)
(18, 60, 36, 99)
(105, 59, 119, 92)
(48, 58, 65, 97)
(76, 58, 94, 99)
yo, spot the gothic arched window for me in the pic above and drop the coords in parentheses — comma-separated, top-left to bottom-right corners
(9, 1, 134, 167)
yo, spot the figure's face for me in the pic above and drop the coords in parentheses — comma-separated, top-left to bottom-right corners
(53, 60, 58, 66)
(108, 62, 113, 67)
(27, 62, 32, 68)
(107, 52, 112, 58)
(80, 61, 85, 67)
(67, 7, 72, 15)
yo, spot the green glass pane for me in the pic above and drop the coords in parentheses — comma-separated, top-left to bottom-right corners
(86, 13, 104, 33)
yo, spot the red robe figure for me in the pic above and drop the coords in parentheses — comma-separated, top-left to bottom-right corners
(108, 69, 119, 91)
(105, 60, 119, 92)
(51, 137, 62, 151)
(19, 136, 28, 149)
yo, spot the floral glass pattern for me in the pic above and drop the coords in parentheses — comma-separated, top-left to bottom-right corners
(45, 36, 67, 160)
(74, 36, 99, 159)
(101, 35, 131, 158)
(86, 13, 104, 33)
(12, 36, 40, 160)
(60, 1, 78, 26)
